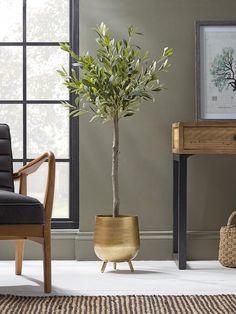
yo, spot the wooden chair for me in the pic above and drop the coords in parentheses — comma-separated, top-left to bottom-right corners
(0, 124, 55, 293)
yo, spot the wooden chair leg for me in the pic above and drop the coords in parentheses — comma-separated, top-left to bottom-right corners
(43, 232, 51, 293)
(15, 240, 25, 275)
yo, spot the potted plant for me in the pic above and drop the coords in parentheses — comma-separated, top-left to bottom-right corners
(58, 22, 173, 272)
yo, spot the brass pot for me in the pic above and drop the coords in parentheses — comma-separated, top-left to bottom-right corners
(93, 215, 140, 272)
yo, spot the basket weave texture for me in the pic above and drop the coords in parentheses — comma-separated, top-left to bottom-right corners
(219, 211, 236, 267)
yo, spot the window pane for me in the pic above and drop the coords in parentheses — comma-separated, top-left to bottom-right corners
(13, 162, 23, 193)
(27, 46, 69, 100)
(27, 0, 69, 42)
(27, 162, 69, 218)
(27, 104, 69, 159)
(0, 47, 23, 100)
(0, 104, 23, 158)
(0, 0, 22, 42)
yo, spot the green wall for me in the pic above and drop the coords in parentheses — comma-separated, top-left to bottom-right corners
(78, 0, 236, 259)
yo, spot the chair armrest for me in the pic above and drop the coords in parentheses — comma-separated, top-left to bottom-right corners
(13, 152, 54, 178)
(13, 152, 56, 224)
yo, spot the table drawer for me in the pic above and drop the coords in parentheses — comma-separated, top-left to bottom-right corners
(172, 122, 236, 154)
(184, 127, 236, 149)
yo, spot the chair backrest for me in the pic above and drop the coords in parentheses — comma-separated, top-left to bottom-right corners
(0, 124, 14, 192)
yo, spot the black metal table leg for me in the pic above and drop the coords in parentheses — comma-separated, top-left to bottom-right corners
(178, 154, 187, 269)
(173, 154, 188, 270)
(173, 157, 178, 254)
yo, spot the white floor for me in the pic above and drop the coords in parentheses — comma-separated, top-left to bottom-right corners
(0, 260, 235, 296)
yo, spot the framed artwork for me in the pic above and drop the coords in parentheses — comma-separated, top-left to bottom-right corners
(196, 21, 236, 120)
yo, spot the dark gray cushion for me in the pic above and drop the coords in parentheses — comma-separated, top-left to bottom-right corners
(0, 190, 44, 224)
(0, 124, 14, 192)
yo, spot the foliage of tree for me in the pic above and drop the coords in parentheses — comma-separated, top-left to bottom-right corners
(210, 47, 236, 92)
(58, 22, 173, 217)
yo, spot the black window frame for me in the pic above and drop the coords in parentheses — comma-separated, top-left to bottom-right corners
(0, 0, 79, 229)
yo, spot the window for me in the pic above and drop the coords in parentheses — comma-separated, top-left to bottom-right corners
(0, 0, 79, 228)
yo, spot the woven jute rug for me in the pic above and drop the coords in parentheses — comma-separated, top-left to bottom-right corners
(0, 294, 235, 314)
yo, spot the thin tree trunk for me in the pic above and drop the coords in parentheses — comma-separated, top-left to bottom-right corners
(112, 113, 120, 217)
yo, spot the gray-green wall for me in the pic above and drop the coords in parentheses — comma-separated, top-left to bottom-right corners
(78, 0, 236, 260)
(1, 0, 236, 261)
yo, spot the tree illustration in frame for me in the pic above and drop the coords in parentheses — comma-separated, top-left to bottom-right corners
(210, 47, 236, 92)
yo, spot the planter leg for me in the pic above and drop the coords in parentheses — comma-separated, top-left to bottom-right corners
(101, 261, 107, 273)
(113, 262, 117, 270)
(128, 261, 134, 272)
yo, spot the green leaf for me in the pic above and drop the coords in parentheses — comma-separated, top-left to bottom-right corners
(163, 47, 174, 57)
(124, 112, 134, 117)
(128, 25, 135, 37)
(82, 79, 94, 87)
(57, 69, 66, 77)
(75, 96, 80, 106)
(116, 40, 122, 52)
(142, 51, 149, 61)
(89, 115, 99, 122)
(152, 87, 163, 92)
(59, 42, 70, 52)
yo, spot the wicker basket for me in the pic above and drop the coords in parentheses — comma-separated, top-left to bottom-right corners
(219, 211, 236, 267)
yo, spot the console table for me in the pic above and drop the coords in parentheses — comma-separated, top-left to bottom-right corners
(172, 121, 236, 269)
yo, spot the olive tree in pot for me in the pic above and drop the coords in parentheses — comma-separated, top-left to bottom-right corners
(58, 23, 173, 272)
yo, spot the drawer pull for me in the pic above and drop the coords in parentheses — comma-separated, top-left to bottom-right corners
(233, 135, 236, 141)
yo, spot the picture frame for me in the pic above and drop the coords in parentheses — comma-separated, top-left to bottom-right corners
(196, 21, 236, 120)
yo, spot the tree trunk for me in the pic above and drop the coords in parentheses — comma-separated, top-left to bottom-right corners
(112, 113, 120, 217)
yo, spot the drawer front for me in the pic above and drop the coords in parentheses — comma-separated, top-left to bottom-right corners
(184, 127, 236, 151)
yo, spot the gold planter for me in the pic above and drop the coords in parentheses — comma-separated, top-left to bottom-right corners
(94, 215, 140, 272)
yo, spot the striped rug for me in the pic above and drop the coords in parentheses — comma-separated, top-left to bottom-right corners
(0, 294, 235, 313)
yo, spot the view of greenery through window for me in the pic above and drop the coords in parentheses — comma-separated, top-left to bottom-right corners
(0, 0, 72, 220)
